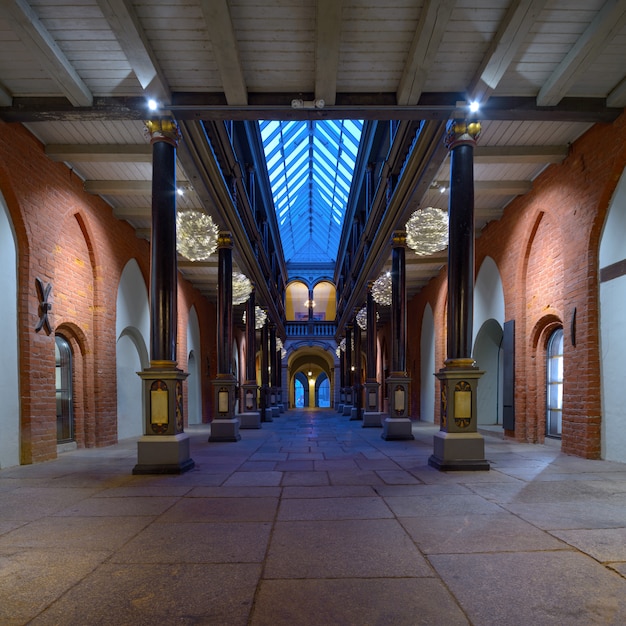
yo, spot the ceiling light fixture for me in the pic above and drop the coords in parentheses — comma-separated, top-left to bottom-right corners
(356, 306, 380, 330)
(372, 272, 392, 306)
(232, 272, 252, 305)
(176, 210, 219, 261)
(405, 206, 449, 256)
(242, 306, 267, 330)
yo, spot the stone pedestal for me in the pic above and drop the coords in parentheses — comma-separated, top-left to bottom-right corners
(362, 412, 383, 428)
(133, 365, 194, 474)
(362, 380, 382, 427)
(209, 375, 241, 442)
(428, 365, 489, 471)
(239, 382, 261, 429)
(382, 374, 414, 440)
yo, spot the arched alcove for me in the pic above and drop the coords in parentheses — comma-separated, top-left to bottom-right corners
(599, 166, 626, 462)
(0, 193, 19, 468)
(116, 260, 149, 439)
(186, 306, 202, 425)
(420, 304, 435, 422)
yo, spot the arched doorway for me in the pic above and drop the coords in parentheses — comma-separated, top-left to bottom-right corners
(315, 373, 331, 407)
(288, 346, 335, 409)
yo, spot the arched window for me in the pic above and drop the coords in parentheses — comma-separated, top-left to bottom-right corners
(55, 335, 74, 443)
(546, 328, 563, 438)
(312, 281, 336, 321)
(285, 281, 309, 321)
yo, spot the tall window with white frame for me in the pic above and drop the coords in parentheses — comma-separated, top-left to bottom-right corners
(546, 328, 563, 438)
(55, 335, 74, 443)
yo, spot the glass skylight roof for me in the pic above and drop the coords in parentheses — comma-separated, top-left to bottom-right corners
(259, 119, 363, 265)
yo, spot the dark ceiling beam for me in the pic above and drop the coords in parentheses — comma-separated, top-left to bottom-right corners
(96, 0, 171, 105)
(315, 0, 343, 106)
(467, 0, 548, 103)
(1, 94, 621, 124)
(396, 0, 455, 106)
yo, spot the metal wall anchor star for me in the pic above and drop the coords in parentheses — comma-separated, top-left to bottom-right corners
(35, 278, 52, 334)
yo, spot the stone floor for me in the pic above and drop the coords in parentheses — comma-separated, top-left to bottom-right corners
(2, 409, 626, 625)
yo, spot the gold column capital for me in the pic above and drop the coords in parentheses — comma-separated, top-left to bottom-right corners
(144, 118, 181, 147)
(391, 230, 407, 248)
(445, 118, 481, 151)
(217, 230, 234, 249)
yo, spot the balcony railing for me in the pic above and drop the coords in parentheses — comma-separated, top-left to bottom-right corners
(286, 321, 337, 338)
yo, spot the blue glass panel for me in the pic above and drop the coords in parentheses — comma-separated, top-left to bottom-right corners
(260, 119, 363, 264)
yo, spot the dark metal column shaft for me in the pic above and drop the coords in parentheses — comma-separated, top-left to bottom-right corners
(391, 231, 407, 373)
(217, 232, 233, 375)
(246, 289, 256, 382)
(366, 285, 376, 380)
(446, 120, 480, 362)
(148, 121, 180, 364)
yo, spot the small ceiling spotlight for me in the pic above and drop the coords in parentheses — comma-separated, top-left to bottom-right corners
(147, 98, 159, 112)
(469, 100, 480, 113)
(177, 187, 185, 196)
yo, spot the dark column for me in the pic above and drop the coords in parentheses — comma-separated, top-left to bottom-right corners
(134, 119, 193, 474)
(209, 231, 241, 442)
(363, 282, 382, 426)
(260, 320, 272, 422)
(351, 312, 362, 420)
(269, 324, 279, 418)
(429, 116, 489, 471)
(344, 324, 353, 414)
(240, 287, 261, 428)
(149, 123, 178, 365)
(382, 231, 413, 440)
(337, 342, 345, 413)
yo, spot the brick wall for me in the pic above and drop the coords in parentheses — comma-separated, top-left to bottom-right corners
(0, 120, 216, 464)
(407, 110, 626, 459)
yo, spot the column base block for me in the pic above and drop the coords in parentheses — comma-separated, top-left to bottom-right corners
(381, 417, 414, 441)
(350, 408, 362, 421)
(428, 431, 490, 471)
(337, 403, 344, 414)
(239, 412, 261, 429)
(133, 434, 194, 475)
(362, 411, 383, 428)
(279, 404, 285, 413)
(342, 405, 353, 416)
(271, 406, 280, 418)
(208, 418, 242, 442)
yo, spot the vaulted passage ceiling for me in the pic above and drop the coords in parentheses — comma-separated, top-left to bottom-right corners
(260, 119, 363, 266)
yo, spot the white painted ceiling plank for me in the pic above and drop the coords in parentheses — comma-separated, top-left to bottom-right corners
(2, 0, 92, 106)
(537, 0, 626, 106)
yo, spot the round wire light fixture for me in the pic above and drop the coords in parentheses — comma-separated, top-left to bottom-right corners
(339, 337, 346, 352)
(335, 346, 341, 358)
(372, 272, 392, 306)
(242, 306, 267, 329)
(276, 337, 283, 352)
(232, 272, 252, 305)
(356, 306, 380, 330)
(176, 210, 219, 261)
(405, 206, 449, 256)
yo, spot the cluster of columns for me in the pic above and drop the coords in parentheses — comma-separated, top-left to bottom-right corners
(134, 111, 488, 474)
